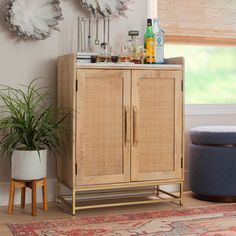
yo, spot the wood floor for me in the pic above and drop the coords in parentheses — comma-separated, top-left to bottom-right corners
(0, 192, 226, 235)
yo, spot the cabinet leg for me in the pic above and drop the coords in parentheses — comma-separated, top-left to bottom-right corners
(179, 182, 183, 206)
(155, 185, 159, 196)
(31, 180, 37, 216)
(72, 190, 76, 216)
(72, 209, 76, 216)
(8, 180, 15, 215)
(42, 178, 48, 211)
(56, 179, 61, 204)
(21, 187, 26, 209)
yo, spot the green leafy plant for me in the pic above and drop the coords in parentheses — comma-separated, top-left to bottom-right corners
(0, 79, 67, 156)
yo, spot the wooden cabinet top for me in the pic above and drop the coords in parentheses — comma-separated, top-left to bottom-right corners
(76, 62, 183, 70)
(58, 54, 184, 71)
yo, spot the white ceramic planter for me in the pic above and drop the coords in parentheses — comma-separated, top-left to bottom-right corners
(11, 149, 47, 180)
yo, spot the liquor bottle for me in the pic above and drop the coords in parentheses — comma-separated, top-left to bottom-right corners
(144, 19, 155, 64)
(153, 18, 165, 64)
(127, 30, 143, 64)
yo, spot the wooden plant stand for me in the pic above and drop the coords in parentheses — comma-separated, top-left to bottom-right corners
(8, 178, 48, 216)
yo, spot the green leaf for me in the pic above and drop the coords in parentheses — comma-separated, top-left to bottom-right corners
(0, 78, 69, 156)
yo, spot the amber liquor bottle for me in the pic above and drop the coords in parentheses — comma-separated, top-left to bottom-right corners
(144, 19, 155, 64)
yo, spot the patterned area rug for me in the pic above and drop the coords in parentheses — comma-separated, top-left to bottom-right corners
(9, 204, 236, 236)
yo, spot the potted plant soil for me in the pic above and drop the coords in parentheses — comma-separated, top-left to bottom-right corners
(0, 79, 66, 180)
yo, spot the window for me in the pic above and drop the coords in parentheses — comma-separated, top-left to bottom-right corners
(165, 45, 236, 104)
(149, 0, 236, 106)
(157, 0, 236, 46)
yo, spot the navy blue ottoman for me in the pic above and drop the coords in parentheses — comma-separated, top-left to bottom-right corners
(189, 126, 236, 202)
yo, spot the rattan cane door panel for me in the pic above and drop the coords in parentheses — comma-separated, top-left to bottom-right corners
(131, 70, 183, 181)
(76, 69, 131, 186)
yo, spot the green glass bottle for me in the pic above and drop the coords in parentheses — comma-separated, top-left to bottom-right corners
(144, 19, 155, 64)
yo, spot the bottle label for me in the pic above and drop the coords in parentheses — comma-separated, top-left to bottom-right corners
(146, 38, 155, 63)
(155, 34, 164, 63)
(156, 36, 163, 47)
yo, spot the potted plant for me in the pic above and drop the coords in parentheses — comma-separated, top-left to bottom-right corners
(0, 79, 66, 180)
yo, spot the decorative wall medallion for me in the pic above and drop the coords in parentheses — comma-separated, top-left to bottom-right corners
(80, 0, 135, 18)
(4, 0, 63, 40)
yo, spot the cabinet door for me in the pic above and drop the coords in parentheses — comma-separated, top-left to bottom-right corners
(76, 69, 131, 186)
(131, 70, 183, 181)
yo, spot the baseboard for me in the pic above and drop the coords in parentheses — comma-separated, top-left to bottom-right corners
(0, 178, 57, 206)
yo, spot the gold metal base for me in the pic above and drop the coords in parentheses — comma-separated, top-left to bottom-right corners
(57, 179, 184, 216)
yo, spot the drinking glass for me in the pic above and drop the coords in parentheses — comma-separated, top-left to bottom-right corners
(97, 45, 112, 63)
(119, 45, 130, 63)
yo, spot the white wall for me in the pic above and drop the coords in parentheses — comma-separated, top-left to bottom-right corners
(0, 0, 147, 206)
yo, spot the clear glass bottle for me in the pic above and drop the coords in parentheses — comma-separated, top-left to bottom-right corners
(127, 30, 143, 64)
(153, 18, 165, 64)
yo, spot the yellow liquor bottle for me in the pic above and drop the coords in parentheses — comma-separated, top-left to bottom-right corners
(144, 19, 155, 64)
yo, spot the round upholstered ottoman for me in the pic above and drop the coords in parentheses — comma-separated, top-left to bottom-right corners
(189, 126, 236, 202)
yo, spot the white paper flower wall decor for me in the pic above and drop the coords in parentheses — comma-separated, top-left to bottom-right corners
(80, 0, 135, 18)
(4, 0, 63, 40)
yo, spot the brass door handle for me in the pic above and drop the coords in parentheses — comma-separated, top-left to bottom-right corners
(124, 106, 129, 146)
(133, 106, 138, 146)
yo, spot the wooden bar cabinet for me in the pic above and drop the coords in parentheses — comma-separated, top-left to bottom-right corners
(57, 54, 184, 215)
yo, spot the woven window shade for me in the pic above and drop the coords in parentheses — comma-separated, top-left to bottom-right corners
(158, 0, 236, 45)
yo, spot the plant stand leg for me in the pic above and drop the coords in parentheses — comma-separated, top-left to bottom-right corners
(21, 187, 26, 209)
(32, 180, 37, 216)
(8, 180, 15, 215)
(42, 178, 48, 211)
